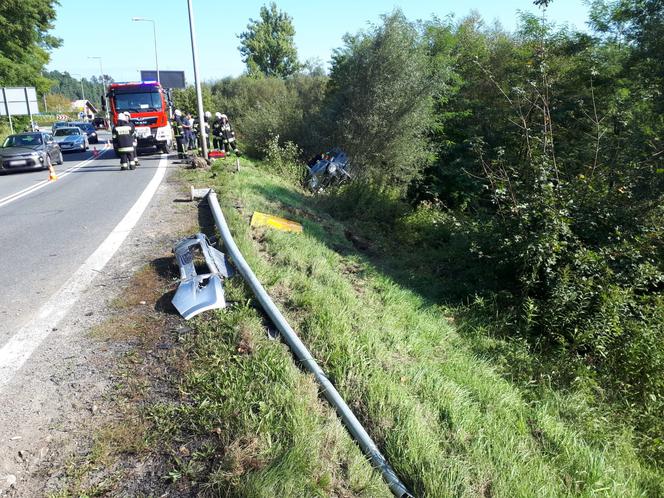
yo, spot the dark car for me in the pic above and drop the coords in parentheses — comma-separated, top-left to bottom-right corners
(92, 117, 108, 130)
(51, 121, 70, 134)
(70, 121, 99, 144)
(0, 132, 63, 173)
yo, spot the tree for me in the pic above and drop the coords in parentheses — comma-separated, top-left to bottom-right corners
(238, 3, 299, 78)
(171, 85, 213, 115)
(324, 11, 449, 187)
(44, 93, 71, 112)
(44, 70, 107, 105)
(0, 0, 61, 93)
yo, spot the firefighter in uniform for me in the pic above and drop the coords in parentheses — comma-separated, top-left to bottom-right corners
(201, 111, 211, 150)
(123, 112, 140, 167)
(212, 112, 223, 150)
(172, 109, 185, 159)
(219, 114, 240, 156)
(113, 113, 137, 170)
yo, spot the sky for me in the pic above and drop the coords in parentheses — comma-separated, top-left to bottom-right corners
(47, 0, 592, 84)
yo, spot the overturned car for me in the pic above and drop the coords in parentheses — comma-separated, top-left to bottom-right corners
(306, 148, 351, 192)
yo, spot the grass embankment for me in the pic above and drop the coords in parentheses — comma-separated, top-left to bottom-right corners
(161, 156, 663, 497)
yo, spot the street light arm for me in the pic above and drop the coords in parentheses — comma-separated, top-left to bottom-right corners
(131, 17, 160, 84)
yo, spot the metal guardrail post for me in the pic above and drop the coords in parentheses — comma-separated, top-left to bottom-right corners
(205, 190, 413, 498)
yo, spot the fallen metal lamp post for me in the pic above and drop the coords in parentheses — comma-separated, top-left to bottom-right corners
(199, 189, 413, 498)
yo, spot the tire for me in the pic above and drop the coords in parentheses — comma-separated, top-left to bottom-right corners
(158, 142, 171, 154)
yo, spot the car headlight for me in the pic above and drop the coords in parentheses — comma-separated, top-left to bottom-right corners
(327, 163, 337, 174)
(91, 132, 96, 136)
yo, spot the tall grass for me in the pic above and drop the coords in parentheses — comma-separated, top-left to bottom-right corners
(167, 158, 662, 497)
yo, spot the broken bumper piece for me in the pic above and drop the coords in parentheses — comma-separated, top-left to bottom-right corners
(172, 233, 233, 320)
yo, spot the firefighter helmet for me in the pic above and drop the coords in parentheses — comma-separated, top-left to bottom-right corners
(174, 109, 182, 117)
(220, 114, 228, 120)
(215, 112, 222, 119)
(204, 111, 211, 118)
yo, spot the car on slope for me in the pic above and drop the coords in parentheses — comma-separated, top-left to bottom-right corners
(70, 121, 99, 144)
(53, 126, 89, 152)
(0, 132, 63, 173)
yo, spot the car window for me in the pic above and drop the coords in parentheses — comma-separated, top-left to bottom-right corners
(73, 123, 94, 132)
(2, 134, 43, 147)
(54, 128, 81, 136)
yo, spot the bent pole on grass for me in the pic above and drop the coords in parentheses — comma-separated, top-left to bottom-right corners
(206, 189, 413, 498)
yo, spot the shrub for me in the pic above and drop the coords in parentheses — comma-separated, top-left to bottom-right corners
(261, 134, 306, 183)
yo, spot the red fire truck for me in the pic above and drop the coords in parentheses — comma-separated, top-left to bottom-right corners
(107, 81, 173, 154)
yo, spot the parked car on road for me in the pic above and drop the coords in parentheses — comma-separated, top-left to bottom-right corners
(0, 132, 63, 173)
(92, 117, 108, 130)
(53, 127, 89, 152)
(51, 121, 70, 134)
(70, 121, 99, 144)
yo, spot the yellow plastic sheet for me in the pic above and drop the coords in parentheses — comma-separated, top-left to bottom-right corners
(250, 211, 303, 233)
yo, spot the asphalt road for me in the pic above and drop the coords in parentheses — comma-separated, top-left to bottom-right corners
(0, 131, 172, 344)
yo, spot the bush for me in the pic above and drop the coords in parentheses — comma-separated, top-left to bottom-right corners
(261, 134, 306, 183)
(210, 75, 327, 158)
(323, 11, 448, 187)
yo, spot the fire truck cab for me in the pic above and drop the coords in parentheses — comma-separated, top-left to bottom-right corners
(107, 81, 172, 154)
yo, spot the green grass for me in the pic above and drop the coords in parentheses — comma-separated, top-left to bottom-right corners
(165, 157, 663, 497)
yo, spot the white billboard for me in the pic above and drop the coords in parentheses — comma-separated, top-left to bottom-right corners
(0, 87, 39, 117)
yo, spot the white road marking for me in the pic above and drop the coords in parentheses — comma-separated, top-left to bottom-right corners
(0, 154, 168, 389)
(0, 144, 111, 209)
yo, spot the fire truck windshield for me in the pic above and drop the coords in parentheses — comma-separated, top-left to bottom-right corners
(114, 91, 162, 112)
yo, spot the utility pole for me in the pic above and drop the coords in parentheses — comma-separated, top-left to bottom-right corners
(187, 0, 208, 159)
(132, 17, 160, 84)
(88, 56, 111, 126)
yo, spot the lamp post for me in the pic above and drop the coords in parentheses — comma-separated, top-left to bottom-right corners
(88, 56, 110, 126)
(186, 0, 208, 159)
(132, 17, 160, 84)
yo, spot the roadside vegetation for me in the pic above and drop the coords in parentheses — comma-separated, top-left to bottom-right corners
(168, 157, 661, 496)
(172, 1, 663, 475)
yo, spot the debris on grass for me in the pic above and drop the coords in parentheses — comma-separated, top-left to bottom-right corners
(250, 211, 303, 233)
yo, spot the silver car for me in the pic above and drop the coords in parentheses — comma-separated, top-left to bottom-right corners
(53, 127, 89, 152)
(0, 132, 63, 173)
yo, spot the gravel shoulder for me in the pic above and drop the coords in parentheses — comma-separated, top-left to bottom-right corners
(0, 160, 198, 496)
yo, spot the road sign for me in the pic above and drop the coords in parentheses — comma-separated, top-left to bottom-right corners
(0, 87, 39, 134)
(0, 87, 39, 117)
(140, 70, 185, 89)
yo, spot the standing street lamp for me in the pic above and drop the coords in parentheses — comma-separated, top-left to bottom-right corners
(186, 0, 208, 159)
(132, 17, 160, 84)
(88, 56, 111, 126)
